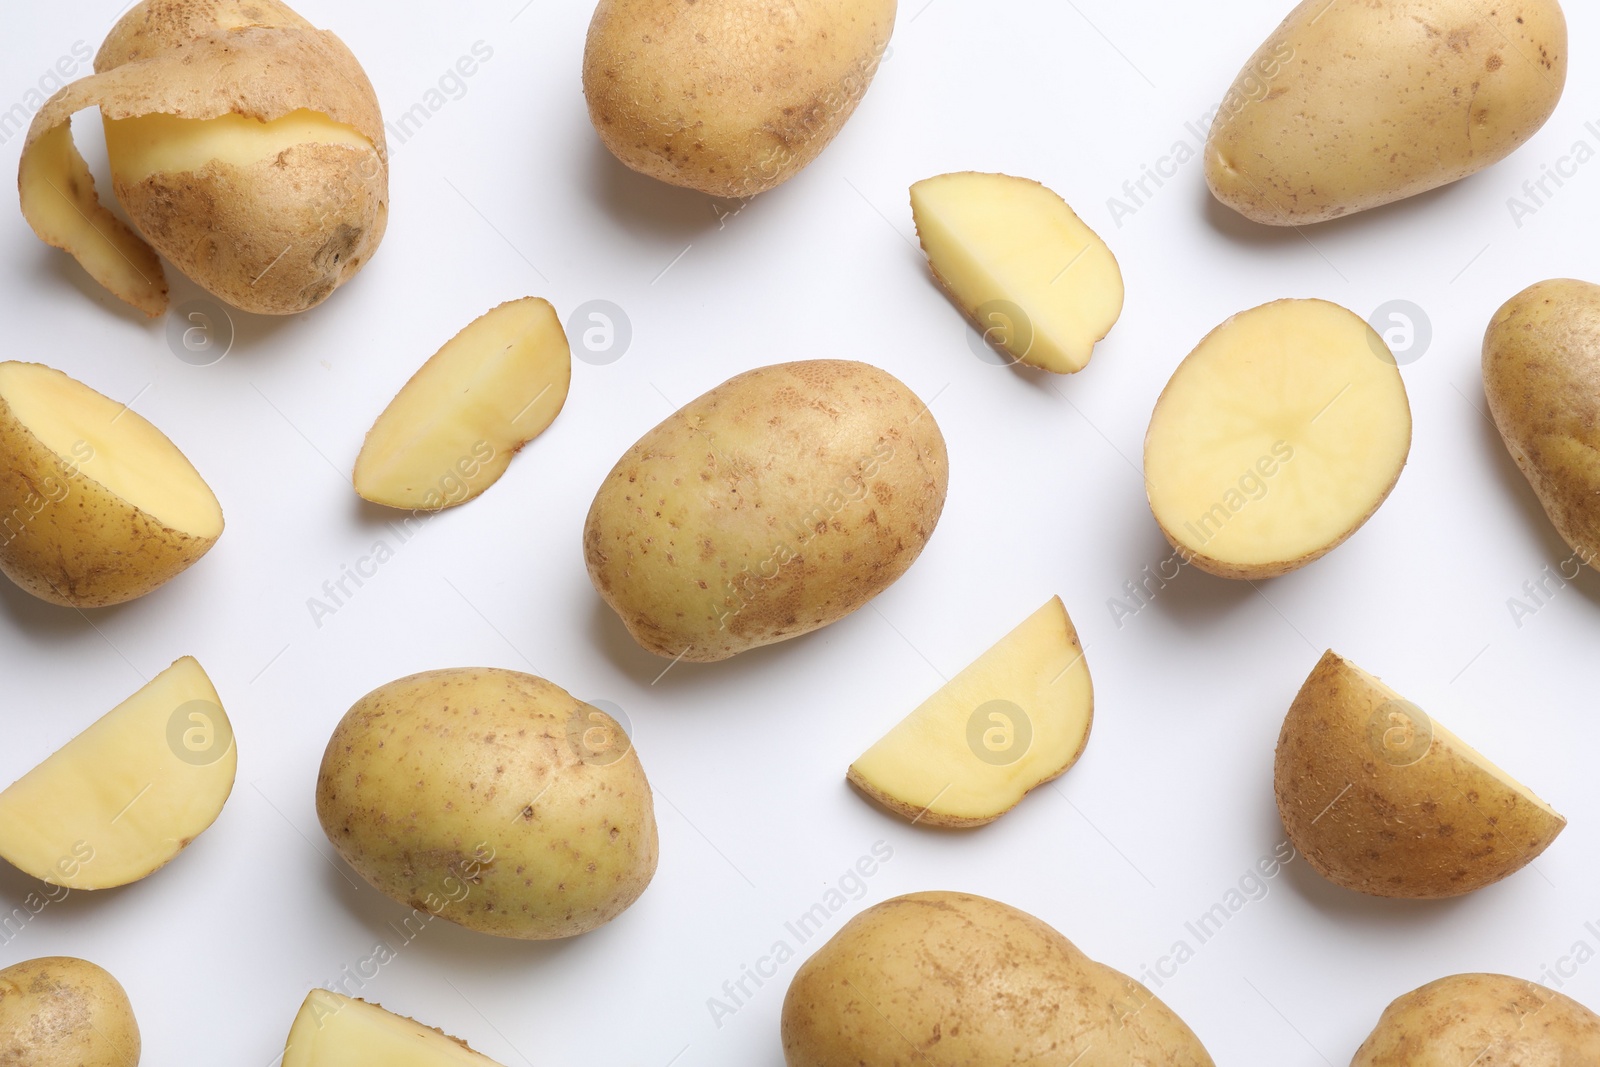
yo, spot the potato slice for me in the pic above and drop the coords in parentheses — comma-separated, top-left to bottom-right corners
(353, 299, 572, 511)
(1144, 299, 1411, 579)
(911, 172, 1124, 374)
(1275, 651, 1565, 899)
(0, 361, 223, 607)
(0, 657, 236, 890)
(848, 597, 1092, 828)
(282, 991, 505, 1067)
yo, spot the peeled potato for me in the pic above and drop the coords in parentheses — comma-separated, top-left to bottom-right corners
(282, 991, 505, 1067)
(1144, 299, 1412, 579)
(0, 362, 223, 608)
(0, 657, 236, 890)
(19, 0, 387, 316)
(0, 957, 140, 1067)
(849, 596, 1093, 827)
(911, 173, 1124, 373)
(354, 299, 572, 511)
(1275, 651, 1564, 899)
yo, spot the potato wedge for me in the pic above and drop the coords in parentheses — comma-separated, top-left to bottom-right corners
(282, 991, 505, 1067)
(0, 657, 236, 890)
(848, 596, 1092, 827)
(354, 299, 572, 511)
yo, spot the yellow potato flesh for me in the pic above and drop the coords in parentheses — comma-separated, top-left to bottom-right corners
(848, 597, 1092, 827)
(103, 108, 373, 185)
(0, 362, 221, 539)
(282, 992, 505, 1067)
(353, 298, 572, 511)
(1144, 300, 1411, 577)
(0, 657, 236, 890)
(911, 172, 1123, 374)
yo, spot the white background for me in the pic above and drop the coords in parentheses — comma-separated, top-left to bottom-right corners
(2, 1, 1598, 1063)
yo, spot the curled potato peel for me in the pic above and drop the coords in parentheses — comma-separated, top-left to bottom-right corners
(19, 1, 388, 317)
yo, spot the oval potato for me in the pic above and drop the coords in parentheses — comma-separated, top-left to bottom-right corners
(0, 957, 140, 1067)
(1353, 973, 1600, 1066)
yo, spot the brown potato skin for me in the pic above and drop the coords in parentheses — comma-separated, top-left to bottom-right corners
(1274, 651, 1564, 899)
(583, 0, 896, 197)
(1207, 0, 1567, 225)
(781, 892, 1214, 1066)
(1484, 279, 1600, 571)
(0, 957, 140, 1067)
(1352, 973, 1600, 1066)
(584, 360, 949, 662)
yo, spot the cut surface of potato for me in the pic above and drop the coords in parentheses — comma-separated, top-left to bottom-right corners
(0, 361, 223, 607)
(0, 657, 236, 890)
(1275, 651, 1565, 899)
(1144, 299, 1411, 579)
(354, 299, 572, 511)
(848, 597, 1092, 827)
(911, 173, 1123, 373)
(103, 109, 373, 183)
(282, 991, 505, 1067)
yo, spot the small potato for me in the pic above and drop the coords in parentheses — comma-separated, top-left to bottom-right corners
(583, 0, 896, 196)
(316, 668, 658, 940)
(0, 957, 140, 1067)
(584, 360, 949, 662)
(1207, 0, 1568, 225)
(1353, 973, 1600, 1065)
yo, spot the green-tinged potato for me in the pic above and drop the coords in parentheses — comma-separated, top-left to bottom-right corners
(316, 668, 658, 940)
(583, 0, 896, 197)
(1353, 973, 1600, 1065)
(1275, 651, 1564, 899)
(0, 957, 140, 1067)
(19, 0, 387, 316)
(782, 892, 1215, 1066)
(584, 360, 949, 662)
(0, 362, 222, 607)
(1484, 279, 1600, 570)
(1206, 0, 1568, 225)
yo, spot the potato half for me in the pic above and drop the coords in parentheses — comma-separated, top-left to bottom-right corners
(316, 668, 658, 940)
(0, 657, 236, 890)
(354, 299, 572, 511)
(583, 0, 896, 196)
(282, 991, 505, 1067)
(1274, 651, 1564, 899)
(1144, 299, 1411, 579)
(0, 957, 140, 1067)
(1352, 973, 1600, 1065)
(782, 892, 1214, 1066)
(848, 596, 1093, 827)
(0, 361, 222, 607)
(19, 0, 387, 316)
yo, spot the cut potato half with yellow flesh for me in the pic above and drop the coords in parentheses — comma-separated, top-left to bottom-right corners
(353, 298, 572, 511)
(911, 172, 1124, 374)
(0, 657, 236, 890)
(848, 597, 1093, 828)
(1144, 299, 1411, 579)
(282, 991, 506, 1067)
(0, 361, 223, 607)
(1275, 651, 1565, 899)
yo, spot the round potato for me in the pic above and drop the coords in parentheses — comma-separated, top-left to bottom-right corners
(782, 892, 1214, 1066)
(583, 0, 896, 196)
(584, 360, 949, 662)
(0, 957, 140, 1067)
(1353, 973, 1600, 1065)
(316, 668, 658, 940)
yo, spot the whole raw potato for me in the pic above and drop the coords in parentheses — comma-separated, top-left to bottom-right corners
(316, 668, 658, 940)
(583, 0, 896, 197)
(1352, 973, 1600, 1065)
(782, 892, 1215, 1066)
(1484, 279, 1600, 571)
(1206, 0, 1568, 225)
(0, 957, 140, 1067)
(584, 360, 949, 662)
